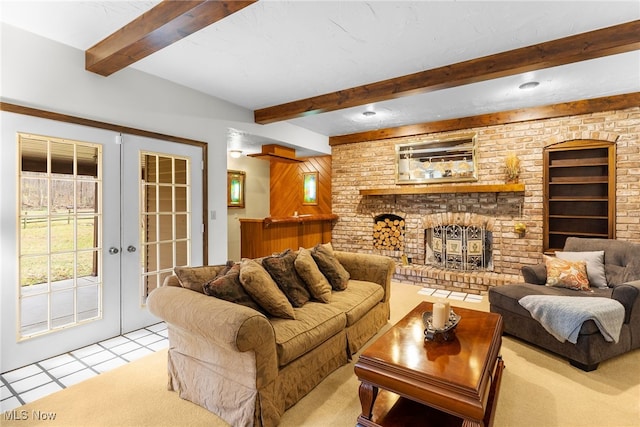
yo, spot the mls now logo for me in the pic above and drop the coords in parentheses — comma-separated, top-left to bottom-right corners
(3, 410, 57, 421)
(3, 410, 28, 420)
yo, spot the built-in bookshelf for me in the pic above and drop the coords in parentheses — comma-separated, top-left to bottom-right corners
(544, 140, 616, 253)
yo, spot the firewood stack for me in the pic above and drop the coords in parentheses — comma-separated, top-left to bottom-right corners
(373, 217, 405, 251)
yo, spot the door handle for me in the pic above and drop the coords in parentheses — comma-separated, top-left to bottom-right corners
(108, 247, 120, 255)
(127, 245, 137, 253)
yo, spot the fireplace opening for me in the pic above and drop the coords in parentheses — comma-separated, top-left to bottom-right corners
(423, 213, 493, 271)
(373, 214, 405, 252)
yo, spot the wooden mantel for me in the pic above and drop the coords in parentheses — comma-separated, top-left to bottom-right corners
(359, 183, 525, 196)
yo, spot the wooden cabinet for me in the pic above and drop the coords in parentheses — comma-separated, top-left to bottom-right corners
(239, 214, 337, 258)
(544, 140, 615, 253)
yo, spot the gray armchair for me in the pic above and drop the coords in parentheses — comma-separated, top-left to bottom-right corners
(489, 237, 640, 371)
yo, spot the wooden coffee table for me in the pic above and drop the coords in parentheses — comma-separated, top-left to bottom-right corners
(354, 301, 504, 427)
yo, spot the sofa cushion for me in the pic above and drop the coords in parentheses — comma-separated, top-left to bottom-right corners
(489, 283, 613, 335)
(328, 280, 385, 326)
(556, 251, 607, 289)
(239, 259, 296, 319)
(311, 243, 350, 291)
(262, 250, 311, 307)
(295, 247, 332, 303)
(270, 303, 346, 366)
(174, 265, 226, 294)
(202, 264, 264, 313)
(544, 255, 590, 291)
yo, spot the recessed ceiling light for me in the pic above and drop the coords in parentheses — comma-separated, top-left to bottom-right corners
(362, 110, 376, 117)
(229, 150, 242, 158)
(518, 81, 540, 90)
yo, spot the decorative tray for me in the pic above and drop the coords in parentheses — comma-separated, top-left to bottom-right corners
(422, 310, 461, 342)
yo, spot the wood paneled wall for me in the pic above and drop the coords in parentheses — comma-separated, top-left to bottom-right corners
(270, 155, 332, 216)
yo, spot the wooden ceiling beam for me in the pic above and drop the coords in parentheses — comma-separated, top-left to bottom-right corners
(86, 0, 257, 76)
(255, 20, 640, 125)
(328, 92, 640, 146)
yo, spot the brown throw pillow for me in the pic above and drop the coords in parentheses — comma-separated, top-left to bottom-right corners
(295, 247, 332, 303)
(202, 264, 264, 312)
(311, 243, 350, 291)
(174, 265, 225, 294)
(262, 250, 311, 307)
(239, 259, 296, 319)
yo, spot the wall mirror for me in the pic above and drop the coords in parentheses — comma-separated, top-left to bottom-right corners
(395, 133, 478, 184)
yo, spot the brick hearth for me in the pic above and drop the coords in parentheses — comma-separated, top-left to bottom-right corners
(394, 264, 520, 295)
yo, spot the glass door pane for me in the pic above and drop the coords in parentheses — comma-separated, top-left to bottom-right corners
(18, 134, 102, 339)
(140, 152, 191, 299)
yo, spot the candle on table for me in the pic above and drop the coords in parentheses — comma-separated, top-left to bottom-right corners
(442, 300, 451, 322)
(432, 302, 446, 329)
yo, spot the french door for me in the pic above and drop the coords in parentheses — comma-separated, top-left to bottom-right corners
(0, 112, 204, 372)
(120, 135, 203, 332)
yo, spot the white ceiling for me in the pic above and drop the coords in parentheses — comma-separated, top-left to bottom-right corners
(1, 1, 639, 152)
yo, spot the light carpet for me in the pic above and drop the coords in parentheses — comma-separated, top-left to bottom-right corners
(4, 282, 639, 427)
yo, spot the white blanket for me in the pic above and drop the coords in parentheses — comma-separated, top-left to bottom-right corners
(518, 295, 625, 344)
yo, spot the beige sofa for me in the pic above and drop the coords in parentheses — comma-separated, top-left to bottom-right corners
(147, 248, 394, 427)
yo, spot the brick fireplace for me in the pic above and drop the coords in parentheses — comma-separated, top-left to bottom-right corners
(340, 192, 523, 294)
(329, 107, 640, 295)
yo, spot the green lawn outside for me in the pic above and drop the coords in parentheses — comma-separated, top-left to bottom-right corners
(20, 214, 97, 286)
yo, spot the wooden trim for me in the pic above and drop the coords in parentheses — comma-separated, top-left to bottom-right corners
(255, 20, 640, 124)
(86, 0, 257, 76)
(330, 92, 640, 146)
(1, 101, 210, 264)
(359, 183, 525, 196)
(263, 213, 338, 225)
(0, 102, 205, 147)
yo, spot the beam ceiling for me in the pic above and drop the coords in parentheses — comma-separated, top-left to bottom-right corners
(255, 20, 640, 125)
(86, 0, 257, 76)
(328, 92, 640, 145)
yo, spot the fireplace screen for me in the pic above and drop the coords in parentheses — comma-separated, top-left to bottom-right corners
(426, 224, 491, 271)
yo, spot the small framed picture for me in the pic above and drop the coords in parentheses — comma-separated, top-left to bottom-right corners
(303, 171, 318, 205)
(227, 170, 245, 208)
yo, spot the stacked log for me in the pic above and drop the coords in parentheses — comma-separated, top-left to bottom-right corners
(373, 217, 405, 251)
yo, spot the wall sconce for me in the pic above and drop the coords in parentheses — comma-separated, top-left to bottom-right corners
(514, 204, 526, 237)
(229, 150, 242, 158)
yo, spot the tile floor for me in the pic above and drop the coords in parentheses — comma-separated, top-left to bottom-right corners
(0, 323, 168, 413)
(1, 287, 482, 414)
(417, 286, 485, 303)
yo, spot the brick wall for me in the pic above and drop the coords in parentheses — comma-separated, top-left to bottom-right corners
(331, 107, 640, 293)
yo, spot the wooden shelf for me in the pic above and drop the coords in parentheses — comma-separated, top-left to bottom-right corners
(359, 183, 524, 196)
(549, 158, 608, 167)
(246, 144, 302, 163)
(549, 231, 610, 237)
(549, 215, 608, 220)
(549, 197, 608, 201)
